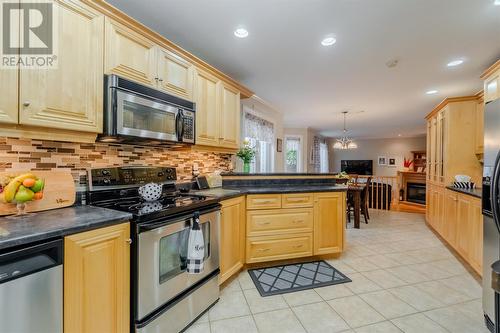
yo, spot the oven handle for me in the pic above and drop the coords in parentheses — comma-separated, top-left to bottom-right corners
(137, 204, 220, 233)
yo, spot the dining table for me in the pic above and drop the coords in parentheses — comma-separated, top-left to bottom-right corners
(348, 183, 366, 229)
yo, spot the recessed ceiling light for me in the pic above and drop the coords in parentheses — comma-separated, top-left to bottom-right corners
(398, 134, 402, 137)
(234, 28, 249, 38)
(426, 90, 438, 95)
(321, 37, 337, 46)
(447, 59, 464, 67)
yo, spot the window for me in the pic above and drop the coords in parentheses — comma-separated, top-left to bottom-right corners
(320, 142, 329, 173)
(284, 136, 302, 172)
(242, 112, 275, 173)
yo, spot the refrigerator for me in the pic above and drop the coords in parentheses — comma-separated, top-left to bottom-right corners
(483, 98, 500, 332)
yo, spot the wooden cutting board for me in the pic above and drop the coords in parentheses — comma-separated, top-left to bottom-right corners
(0, 170, 76, 216)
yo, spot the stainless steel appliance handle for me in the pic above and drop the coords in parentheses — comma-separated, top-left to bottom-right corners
(491, 151, 500, 234)
(0, 239, 63, 284)
(176, 109, 185, 142)
(138, 205, 220, 233)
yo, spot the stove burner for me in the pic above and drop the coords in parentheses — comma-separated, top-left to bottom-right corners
(110, 194, 207, 216)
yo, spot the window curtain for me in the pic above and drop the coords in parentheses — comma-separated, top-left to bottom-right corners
(244, 112, 274, 144)
(311, 136, 321, 172)
(320, 142, 329, 173)
(243, 112, 275, 172)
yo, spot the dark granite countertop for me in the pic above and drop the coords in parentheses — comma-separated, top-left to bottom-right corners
(195, 185, 348, 201)
(222, 172, 339, 176)
(0, 206, 132, 251)
(446, 186, 482, 199)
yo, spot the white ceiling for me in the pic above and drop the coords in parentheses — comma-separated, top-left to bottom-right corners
(108, 0, 500, 139)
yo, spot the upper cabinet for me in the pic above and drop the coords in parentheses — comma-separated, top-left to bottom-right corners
(0, 69, 18, 124)
(482, 60, 500, 103)
(219, 82, 241, 149)
(104, 18, 157, 87)
(0, 0, 251, 145)
(195, 69, 220, 146)
(105, 19, 195, 101)
(20, 1, 104, 133)
(157, 49, 194, 100)
(475, 95, 484, 157)
(194, 69, 241, 150)
(425, 97, 482, 186)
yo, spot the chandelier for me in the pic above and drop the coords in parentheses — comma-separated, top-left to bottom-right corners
(333, 111, 358, 149)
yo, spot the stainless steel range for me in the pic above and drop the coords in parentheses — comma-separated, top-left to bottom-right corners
(87, 166, 220, 333)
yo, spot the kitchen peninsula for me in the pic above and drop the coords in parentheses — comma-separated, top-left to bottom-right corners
(194, 173, 348, 284)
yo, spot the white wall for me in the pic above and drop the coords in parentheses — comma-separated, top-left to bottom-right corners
(328, 136, 426, 176)
(241, 96, 284, 172)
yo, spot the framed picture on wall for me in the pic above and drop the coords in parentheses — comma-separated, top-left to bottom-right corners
(378, 156, 387, 166)
(277, 138, 283, 152)
(388, 158, 396, 167)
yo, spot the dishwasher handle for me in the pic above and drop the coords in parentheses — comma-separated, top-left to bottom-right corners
(0, 239, 62, 285)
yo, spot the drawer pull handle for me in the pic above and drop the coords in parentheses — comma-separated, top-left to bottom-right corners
(287, 198, 306, 202)
(293, 219, 304, 224)
(257, 248, 271, 252)
(258, 222, 271, 225)
(293, 244, 304, 249)
(255, 200, 274, 204)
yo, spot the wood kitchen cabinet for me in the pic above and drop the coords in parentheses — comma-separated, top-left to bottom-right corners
(219, 82, 241, 149)
(195, 69, 220, 146)
(313, 192, 346, 255)
(475, 96, 484, 156)
(195, 71, 241, 150)
(435, 189, 482, 276)
(104, 18, 157, 88)
(157, 49, 194, 100)
(0, 69, 18, 124)
(482, 60, 500, 103)
(443, 190, 458, 248)
(219, 196, 246, 284)
(0, 0, 103, 136)
(64, 223, 130, 333)
(105, 19, 195, 101)
(245, 191, 345, 264)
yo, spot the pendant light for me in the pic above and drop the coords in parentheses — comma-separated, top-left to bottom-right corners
(333, 111, 358, 149)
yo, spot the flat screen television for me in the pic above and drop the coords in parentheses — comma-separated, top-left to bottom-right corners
(341, 160, 373, 175)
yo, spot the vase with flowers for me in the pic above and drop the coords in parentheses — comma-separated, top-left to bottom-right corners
(403, 158, 413, 172)
(236, 139, 256, 173)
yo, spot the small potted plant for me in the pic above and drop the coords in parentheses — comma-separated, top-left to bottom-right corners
(236, 139, 256, 173)
(403, 158, 413, 172)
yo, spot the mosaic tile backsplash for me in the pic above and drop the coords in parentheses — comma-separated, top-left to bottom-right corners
(0, 137, 232, 189)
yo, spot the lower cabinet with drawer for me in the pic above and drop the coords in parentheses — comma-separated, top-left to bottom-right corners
(245, 192, 346, 264)
(246, 233, 313, 263)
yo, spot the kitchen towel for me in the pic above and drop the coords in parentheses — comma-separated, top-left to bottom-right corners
(187, 212, 205, 274)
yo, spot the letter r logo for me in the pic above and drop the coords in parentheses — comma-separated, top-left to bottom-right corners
(2, 1, 53, 55)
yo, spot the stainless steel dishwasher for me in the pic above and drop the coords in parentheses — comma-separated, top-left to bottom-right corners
(0, 239, 63, 333)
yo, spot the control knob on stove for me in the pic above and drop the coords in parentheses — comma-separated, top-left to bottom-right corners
(101, 169, 111, 176)
(102, 178, 111, 185)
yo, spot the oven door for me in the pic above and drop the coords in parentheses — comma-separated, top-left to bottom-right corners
(116, 89, 180, 142)
(137, 210, 220, 320)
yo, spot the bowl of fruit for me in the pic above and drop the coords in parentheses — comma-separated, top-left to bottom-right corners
(0, 173, 44, 217)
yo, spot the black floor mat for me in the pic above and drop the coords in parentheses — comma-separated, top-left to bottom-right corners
(248, 260, 351, 297)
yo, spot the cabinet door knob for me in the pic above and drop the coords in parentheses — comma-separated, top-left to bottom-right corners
(126, 238, 132, 244)
(158, 78, 164, 82)
(23, 101, 30, 107)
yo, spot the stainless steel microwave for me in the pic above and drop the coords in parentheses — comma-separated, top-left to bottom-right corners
(99, 75, 195, 146)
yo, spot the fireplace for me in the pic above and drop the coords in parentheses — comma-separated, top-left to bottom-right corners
(407, 182, 426, 205)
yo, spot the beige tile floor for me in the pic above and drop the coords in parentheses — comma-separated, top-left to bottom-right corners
(187, 210, 489, 333)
